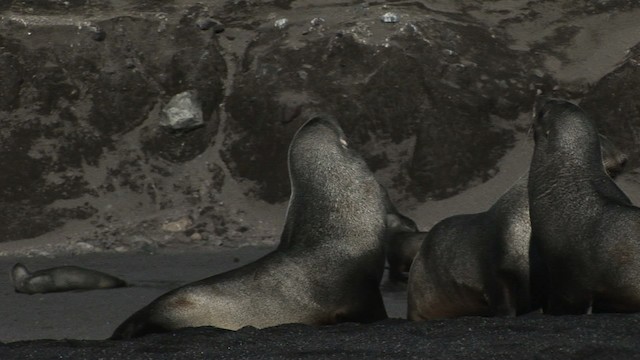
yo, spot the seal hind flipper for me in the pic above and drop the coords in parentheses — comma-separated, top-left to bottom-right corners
(110, 309, 166, 340)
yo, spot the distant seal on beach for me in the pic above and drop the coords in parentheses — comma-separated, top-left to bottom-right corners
(407, 122, 628, 320)
(111, 114, 389, 339)
(529, 98, 640, 315)
(11, 263, 127, 294)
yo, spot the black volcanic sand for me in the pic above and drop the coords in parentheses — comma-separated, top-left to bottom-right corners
(3, 233, 640, 359)
(3, 314, 640, 359)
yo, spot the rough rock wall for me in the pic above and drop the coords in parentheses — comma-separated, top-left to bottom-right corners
(581, 42, 640, 167)
(0, 3, 228, 248)
(0, 0, 639, 252)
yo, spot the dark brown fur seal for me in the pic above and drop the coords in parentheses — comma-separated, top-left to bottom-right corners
(11, 263, 127, 294)
(111, 114, 389, 339)
(384, 212, 425, 282)
(529, 99, 640, 315)
(407, 124, 627, 320)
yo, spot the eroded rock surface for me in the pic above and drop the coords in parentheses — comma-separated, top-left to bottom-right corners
(581, 43, 640, 169)
(0, 4, 227, 246)
(0, 0, 639, 252)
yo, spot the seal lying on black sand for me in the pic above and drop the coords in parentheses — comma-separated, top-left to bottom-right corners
(529, 99, 640, 315)
(408, 125, 628, 320)
(11, 263, 127, 294)
(111, 114, 390, 339)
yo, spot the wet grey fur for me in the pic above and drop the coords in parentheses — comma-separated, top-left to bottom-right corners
(11, 263, 126, 294)
(408, 124, 627, 320)
(529, 99, 640, 315)
(111, 114, 389, 339)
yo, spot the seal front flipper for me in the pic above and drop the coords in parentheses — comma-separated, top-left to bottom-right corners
(110, 308, 166, 340)
(333, 287, 387, 323)
(486, 272, 524, 317)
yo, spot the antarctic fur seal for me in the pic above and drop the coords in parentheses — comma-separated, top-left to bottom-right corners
(382, 191, 427, 283)
(407, 177, 532, 320)
(384, 212, 425, 282)
(111, 114, 389, 339)
(11, 263, 127, 294)
(387, 231, 426, 283)
(407, 125, 628, 320)
(528, 99, 640, 315)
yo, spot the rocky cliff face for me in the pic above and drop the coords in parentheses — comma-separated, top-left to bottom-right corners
(0, 0, 639, 253)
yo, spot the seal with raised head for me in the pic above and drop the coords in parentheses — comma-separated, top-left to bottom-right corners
(111, 114, 389, 339)
(529, 99, 640, 315)
(407, 125, 628, 320)
(11, 263, 127, 294)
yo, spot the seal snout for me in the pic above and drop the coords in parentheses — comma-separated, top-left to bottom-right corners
(532, 98, 587, 141)
(307, 112, 344, 129)
(302, 113, 340, 130)
(294, 113, 348, 149)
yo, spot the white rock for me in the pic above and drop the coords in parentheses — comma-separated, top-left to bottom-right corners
(161, 217, 193, 232)
(160, 91, 203, 131)
(380, 12, 399, 23)
(274, 18, 289, 29)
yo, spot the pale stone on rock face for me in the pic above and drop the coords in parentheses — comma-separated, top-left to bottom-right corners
(274, 18, 289, 29)
(162, 217, 193, 232)
(380, 12, 399, 23)
(160, 91, 204, 131)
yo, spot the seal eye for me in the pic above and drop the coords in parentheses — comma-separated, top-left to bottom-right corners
(340, 138, 348, 147)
